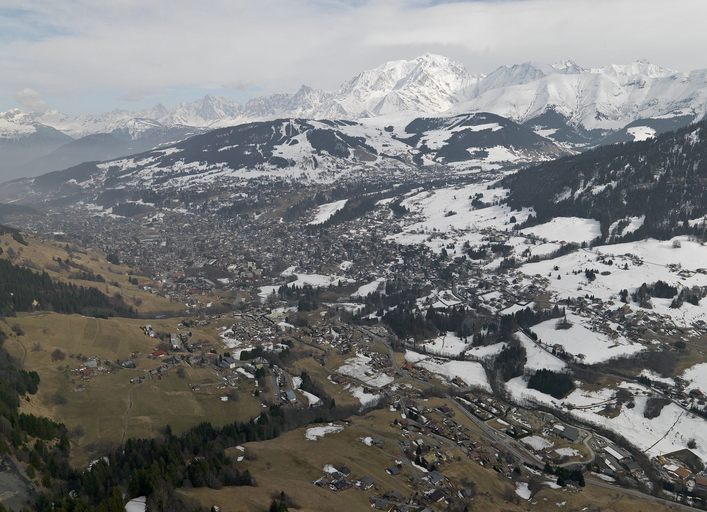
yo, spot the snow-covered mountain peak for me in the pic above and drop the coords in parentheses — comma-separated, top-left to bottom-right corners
(336, 53, 478, 116)
(0, 108, 39, 137)
(597, 60, 676, 80)
(551, 60, 585, 74)
(165, 95, 241, 127)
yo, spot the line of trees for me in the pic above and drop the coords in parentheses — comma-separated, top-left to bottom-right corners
(0, 259, 135, 317)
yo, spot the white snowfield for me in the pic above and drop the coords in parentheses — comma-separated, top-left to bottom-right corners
(520, 217, 601, 244)
(627, 126, 656, 141)
(521, 435, 554, 451)
(506, 378, 707, 463)
(609, 215, 645, 238)
(529, 313, 644, 365)
(515, 481, 531, 500)
(305, 423, 344, 441)
(346, 384, 382, 407)
(405, 350, 491, 391)
(682, 363, 707, 396)
(337, 353, 394, 388)
(422, 332, 470, 357)
(516, 332, 567, 372)
(521, 236, 707, 327)
(351, 277, 386, 298)
(258, 272, 354, 302)
(300, 390, 322, 407)
(308, 199, 348, 225)
(554, 447, 580, 458)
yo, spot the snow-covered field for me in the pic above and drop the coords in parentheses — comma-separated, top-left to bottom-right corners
(516, 332, 567, 371)
(521, 217, 601, 244)
(507, 378, 707, 463)
(627, 126, 656, 141)
(345, 384, 382, 407)
(300, 390, 322, 407)
(529, 313, 643, 364)
(682, 363, 707, 395)
(521, 236, 707, 327)
(405, 351, 491, 391)
(515, 481, 531, 500)
(337, 353, 394, 388)
(554, 447, 580, 458)
(305, 424, 344, 441)
(258, 271, 354, 302)
(309, 199, 348, 225)
(521, 435, 553, 450)
(351, 277, 386, 298)
(422, 332, 470, 357)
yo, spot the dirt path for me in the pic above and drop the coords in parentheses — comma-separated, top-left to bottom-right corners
(120, 387, 134, 445)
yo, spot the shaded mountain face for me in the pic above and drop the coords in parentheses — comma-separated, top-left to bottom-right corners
(501, 119, 707, 241)
(0, 111, 73, 181)
(12, 125, 204, 179)
(398, 112, 566, 165)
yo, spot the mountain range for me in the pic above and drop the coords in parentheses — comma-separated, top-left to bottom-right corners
(0, 112, 571, 207)
(2, 53, 707, 181)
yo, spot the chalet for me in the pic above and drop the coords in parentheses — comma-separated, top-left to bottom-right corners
(357, 476, 375, 490)
(370, 498, 390, 510)
(553, 423, 580, 442)
(425, 470, 445, 486)
(335, 465, 351, 477)
(329, 479, 351, 492)
(386, 465, 401, 475)
(425, 488, 447, 503)
(604, 445, 630, 462)
(665, 463, 692, 481)
(221, 356, 237, 369)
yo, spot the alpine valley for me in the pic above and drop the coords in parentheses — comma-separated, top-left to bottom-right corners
(1, 53, 707, 512)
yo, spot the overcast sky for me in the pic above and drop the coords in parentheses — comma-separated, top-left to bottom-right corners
(2, 0, 707, 114)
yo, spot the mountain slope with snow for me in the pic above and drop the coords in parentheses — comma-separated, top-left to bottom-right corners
(502, 118, 707, 241)
(458, 61, 707, 131)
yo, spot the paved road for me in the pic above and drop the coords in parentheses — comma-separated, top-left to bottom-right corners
(446, 394, 542, 467)
(586, 477, 699, 511)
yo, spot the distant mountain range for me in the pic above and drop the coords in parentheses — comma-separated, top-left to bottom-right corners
(2, 53, 707, 181)
(0, 113, 569, 207)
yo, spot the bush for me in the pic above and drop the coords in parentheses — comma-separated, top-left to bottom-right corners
(51, 349, 66, 362)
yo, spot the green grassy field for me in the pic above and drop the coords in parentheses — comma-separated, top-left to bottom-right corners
(2, 313, 262, 466)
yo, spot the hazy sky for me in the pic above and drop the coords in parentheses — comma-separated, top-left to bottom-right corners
(2, 0, 707, 114)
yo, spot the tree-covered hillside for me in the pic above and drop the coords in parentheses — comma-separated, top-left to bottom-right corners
(502, 119, 707, 241)
(0, 259, 135, 317)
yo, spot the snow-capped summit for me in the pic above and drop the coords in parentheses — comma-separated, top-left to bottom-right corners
(596, 59, 676, 81)
(3, 55, 707, 143)
(458, 58, 707, 131)
(0, 108, 39, 137)
(336, 53, 480, 116)
(163, 94, 241, 128)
